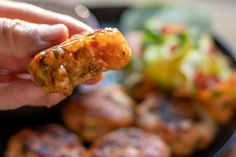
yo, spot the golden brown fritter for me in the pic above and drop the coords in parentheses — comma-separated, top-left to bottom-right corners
(136, 94, 216, 156)
(6, 124, 88, 157)
(63, 85, 134, 142)
(28, 28, 131, 95)
(90, 128, 170, 157)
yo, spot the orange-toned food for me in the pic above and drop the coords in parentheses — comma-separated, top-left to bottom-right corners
(197, 73, 236, 124)
(6, 124, 88, 157)
(28, 28, 131, 95)
(124, 73, 155, 102)
(90, 128, 170, 157)
(63, 85, 134, 142)
(136, 94, 216, 156)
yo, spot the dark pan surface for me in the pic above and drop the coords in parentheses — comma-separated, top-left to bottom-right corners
(0, 4, 235, 157)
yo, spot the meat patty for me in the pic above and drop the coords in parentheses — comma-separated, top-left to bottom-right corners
(28, 28, 131, 95)
(90, 128, 170, 157)
(63, 85, 134, 142)
(136, 94, 216, 156)
(6, 124, 88, 157)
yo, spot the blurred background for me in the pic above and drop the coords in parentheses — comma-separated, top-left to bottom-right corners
(2, 0, 236, 156)
(7, 0, 235, 51)
(16, 0, 236, 51)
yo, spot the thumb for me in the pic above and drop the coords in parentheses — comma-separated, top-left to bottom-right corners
(0, 18, 69, 58)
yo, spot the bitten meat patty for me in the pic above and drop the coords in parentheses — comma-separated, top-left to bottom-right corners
(6, 124, 88, 157)
(28, 28, 131, 95)
(90, 128, 170, 157)
(63, 85, 134, 142)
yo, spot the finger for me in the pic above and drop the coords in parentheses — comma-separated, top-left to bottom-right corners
(85, 73, 104, 84)
(0, 74, 19, 83)
(0, 1, 92, 36)
(0, 80, 47, 110)
(0, 55, 31, 72)
(0, 18, 69, 58)
(0, 69, 19, 82)
(0, 70, 32, 83)
(30, 93, 66, 108)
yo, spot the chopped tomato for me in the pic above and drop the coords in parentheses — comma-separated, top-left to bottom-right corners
(194, 70, 218, 89)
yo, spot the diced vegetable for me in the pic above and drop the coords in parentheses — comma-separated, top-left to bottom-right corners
(142, 25, 231, 95)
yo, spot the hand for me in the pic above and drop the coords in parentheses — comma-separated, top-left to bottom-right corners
(0, 1, 102, 110)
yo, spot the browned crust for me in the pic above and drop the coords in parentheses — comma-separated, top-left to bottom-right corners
(136, 94, 216, 156)
(90, 128, 170, 157)
(63, 85, 134, 142)
(6, 124, 88, 157)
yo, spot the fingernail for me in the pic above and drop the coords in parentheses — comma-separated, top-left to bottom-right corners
(38, 24, 69, 43)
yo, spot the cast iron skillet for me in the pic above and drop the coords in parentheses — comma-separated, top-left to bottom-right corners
(0, 2, 235, 157)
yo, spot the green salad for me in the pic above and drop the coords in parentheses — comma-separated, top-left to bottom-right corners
(142, 24, 231, 94)
(120, 4, 232, 96)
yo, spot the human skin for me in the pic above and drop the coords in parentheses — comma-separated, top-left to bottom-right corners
(0, 1, 102, 110)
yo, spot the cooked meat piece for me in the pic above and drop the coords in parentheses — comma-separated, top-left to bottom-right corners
(28, 28, 131, 95)
(90, 128, 170, 157)
(6, 124, 88, 157)
(124, 73, 155, 102)
(197, 73, 236, 124)
(63, 85, 134, 142)
(136, 94, 216, 156)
